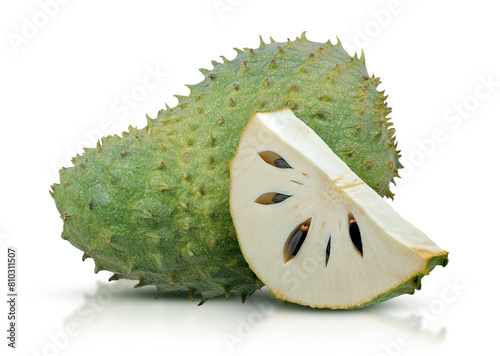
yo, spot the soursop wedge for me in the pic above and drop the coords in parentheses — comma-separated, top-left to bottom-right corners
(51, 34, 422, 305)
(229, 108, 448, 309)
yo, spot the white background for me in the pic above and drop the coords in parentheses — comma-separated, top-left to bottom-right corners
(1, 0, 499, 355)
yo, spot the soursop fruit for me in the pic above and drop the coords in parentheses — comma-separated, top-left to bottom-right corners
(51, 33, 443, 307)
(230, 109, 448, 309)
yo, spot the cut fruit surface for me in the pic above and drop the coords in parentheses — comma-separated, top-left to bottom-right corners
(229, 108, 448, 309)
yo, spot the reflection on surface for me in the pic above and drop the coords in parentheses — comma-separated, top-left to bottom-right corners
(59, 279, 446, 355)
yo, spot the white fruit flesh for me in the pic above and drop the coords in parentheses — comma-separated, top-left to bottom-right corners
(229, 108, 447, 309)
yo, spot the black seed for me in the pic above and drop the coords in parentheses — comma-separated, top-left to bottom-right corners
(284, 219, 312, 262)
(271, 193, 291, 203)
(289, 224, 308, 257)
(258, 151, 293, 168)
(349, 216, 363, 256)
(273, 158, 292, 169)
(255, 192, 291, 205)
(325, 236, 331, 266)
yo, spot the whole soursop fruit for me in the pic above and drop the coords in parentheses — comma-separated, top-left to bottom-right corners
(51, 33, 445, 307)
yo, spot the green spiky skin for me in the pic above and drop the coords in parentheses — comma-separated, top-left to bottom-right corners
(52, 33, 402, 304)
